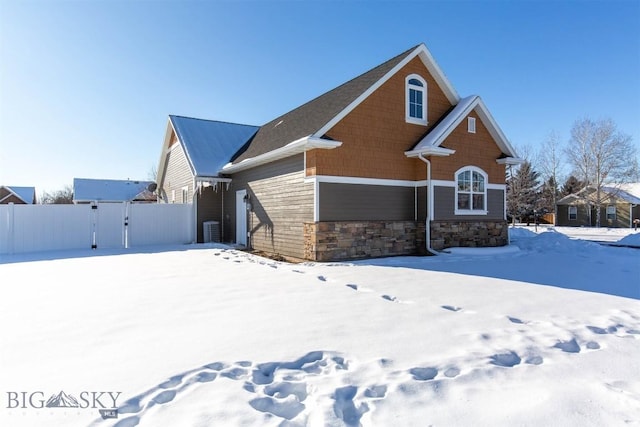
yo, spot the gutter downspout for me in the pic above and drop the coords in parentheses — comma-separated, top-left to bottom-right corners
(417, 154, 439, 255)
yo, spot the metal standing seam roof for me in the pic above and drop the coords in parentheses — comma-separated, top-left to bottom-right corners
(169, 115, 259, 177)
(231, 45, 420, 164)
(73, 178, 155, 202)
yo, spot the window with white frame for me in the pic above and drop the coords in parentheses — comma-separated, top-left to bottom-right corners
(568, 206, 577, 220)
(182, 187, 189, 204)
(468, 117, 476, 133)
(171, 189, 176, 204)
(455, 166, 487, 214)
(406, 74, 427, 125)
(606, 205, 616, 220)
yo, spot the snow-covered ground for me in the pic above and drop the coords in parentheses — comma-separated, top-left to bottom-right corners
(0, 227, 638, 427)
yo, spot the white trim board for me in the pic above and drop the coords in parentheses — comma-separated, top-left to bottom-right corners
(431, 179, 506, 191)
(305, 175, 427, 188)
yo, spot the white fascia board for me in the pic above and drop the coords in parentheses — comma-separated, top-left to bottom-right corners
(315, 44, 460, 138)
(405, 146, 456, 158)
(474, 98, 519, 158)
(496, 157, 525, 165)
(156, 119, 175, 190)
(157, 118, 196, 188)
(416, 48, 460, 105)
(195, 176, 232, 184)
(305, 175, 427, 187)
(409, 96, 478, 154)
(221, 136, 342, 174)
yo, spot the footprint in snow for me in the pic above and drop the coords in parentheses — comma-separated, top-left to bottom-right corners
(553, 338, 581, 353)
(410, 367, 438, 381)
(489, 351, 521, 368)
(508, 316, 525, 324)
(444, 367, 460, 378)
(151, 390, 176, 405)
(317, 275, 327, 282)
(442, 305, 461, 312)
(346, 284, 374, 293)
(333, 385, 369, 426)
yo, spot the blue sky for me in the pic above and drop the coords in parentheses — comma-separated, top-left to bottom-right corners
(1, 0, 639, 196)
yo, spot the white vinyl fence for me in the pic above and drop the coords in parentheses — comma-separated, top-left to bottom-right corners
(0, 202, 194, 255)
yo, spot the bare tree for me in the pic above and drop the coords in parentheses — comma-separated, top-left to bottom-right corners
(40, 185, 74, 204)
(564, 117, 639, 227)
(536, 130, 564, 223)
(148, 164, 158, 182)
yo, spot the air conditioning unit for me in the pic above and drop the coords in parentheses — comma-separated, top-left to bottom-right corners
(203, 221, 221, 243)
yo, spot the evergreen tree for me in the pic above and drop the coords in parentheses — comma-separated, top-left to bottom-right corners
(560, 175, 584, 197)
(538, 176, 558, 215)
(506, 161, 540, 224)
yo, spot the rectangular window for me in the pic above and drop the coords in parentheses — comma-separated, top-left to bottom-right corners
(171, 190, 175, 204)
(182, 187, 189, 204)
(457, 193, 470, 210)
(606, 205, 616, 220)
(568, 206, 577, 220)
(409, 89, 423, 119)
(468, 117, 476, 133)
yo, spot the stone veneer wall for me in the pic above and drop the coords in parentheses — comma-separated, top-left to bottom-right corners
(430, 220, 508, 250)
(304, 221, 426, 261)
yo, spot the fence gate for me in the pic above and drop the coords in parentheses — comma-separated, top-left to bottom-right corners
(0, 202, 194, 255)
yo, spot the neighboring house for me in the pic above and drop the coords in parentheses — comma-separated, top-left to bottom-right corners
(0, 186, 36, 204)
(73, 178, 157, 203)
(156, 43, 522, 261)
(557, 184, 640, 228)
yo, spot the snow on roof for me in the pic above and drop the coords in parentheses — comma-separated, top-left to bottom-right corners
(4, 186, 35, 204)
(169, 116, 259, 177)
(73, 178, 155, 202)
(602, 185, 640, 204)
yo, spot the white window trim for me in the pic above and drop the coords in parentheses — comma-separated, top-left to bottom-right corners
(181, 186, 189, 204)
(454, 166, 488, 216)
(468, 117, 476, 133)
(606, 205, 616, 220)
(171, 189, 176, 204)
(568, 206, 577, 220)
(405, 74, 428, 126)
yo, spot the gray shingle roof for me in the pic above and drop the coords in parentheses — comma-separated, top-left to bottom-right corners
(232, 45, 420, 164)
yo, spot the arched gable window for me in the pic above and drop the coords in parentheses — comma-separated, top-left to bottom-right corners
(406, 74, 427, 125)
(455, 166, 487, 215)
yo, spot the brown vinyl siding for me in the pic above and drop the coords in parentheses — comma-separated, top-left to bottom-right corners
(226, 154, 312, 258)
(163, 143, 193, 203)
(434, 186, 504, 220)
(308, 56, 454, 181)
(319, 183, 416, 221)
(430, 109, 506, 184)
